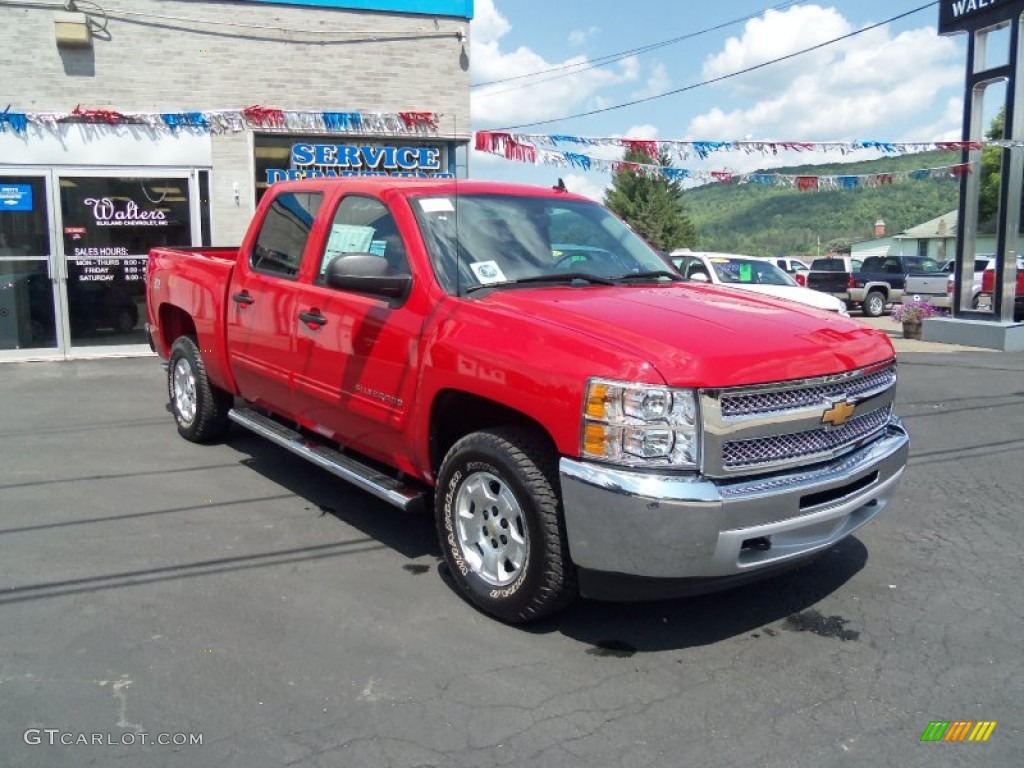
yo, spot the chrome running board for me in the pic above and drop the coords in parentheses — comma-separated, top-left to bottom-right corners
(228, 406, 428, 513)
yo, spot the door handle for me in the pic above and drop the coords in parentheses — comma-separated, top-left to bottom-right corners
(298, 310, 327, 328)
(232, 291, 254, 306)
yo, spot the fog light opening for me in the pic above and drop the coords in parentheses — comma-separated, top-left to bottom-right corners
(741, 536, 772, 552)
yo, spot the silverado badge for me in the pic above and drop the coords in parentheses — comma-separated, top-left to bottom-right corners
(822, 399, 856, 427)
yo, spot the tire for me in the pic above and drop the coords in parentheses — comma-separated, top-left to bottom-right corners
(863, 291, 886, 317)
(167, 336, 232, 443)
(435, 427, 577, 623)
(972, 293, 982, 310)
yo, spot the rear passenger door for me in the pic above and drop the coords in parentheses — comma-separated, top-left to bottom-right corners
(226, 190, 323, 417)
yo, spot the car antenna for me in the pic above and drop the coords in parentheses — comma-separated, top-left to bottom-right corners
(553, 177, 567, 193)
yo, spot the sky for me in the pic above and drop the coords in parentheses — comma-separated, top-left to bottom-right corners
(467, 0, 988, 200)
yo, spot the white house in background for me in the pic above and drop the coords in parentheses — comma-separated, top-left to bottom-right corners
(852, 210, 1005, 262)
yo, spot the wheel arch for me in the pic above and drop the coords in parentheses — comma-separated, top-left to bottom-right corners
(429, 390, 557, 478)
(157, 303, 198, 351)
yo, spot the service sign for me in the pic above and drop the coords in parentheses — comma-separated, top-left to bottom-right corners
(939, 0, 1024, 35)
(266, 142, 454, 184)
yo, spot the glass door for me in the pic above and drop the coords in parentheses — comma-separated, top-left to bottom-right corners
(0, 171, 62, 358)
(56, 172, 196, 351)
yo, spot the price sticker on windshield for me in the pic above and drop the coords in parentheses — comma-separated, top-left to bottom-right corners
(739, 263, 753, 282)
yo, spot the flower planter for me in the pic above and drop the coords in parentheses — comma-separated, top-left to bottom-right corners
(902, 321, 922, 340)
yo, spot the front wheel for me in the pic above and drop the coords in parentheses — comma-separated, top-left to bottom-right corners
(168, 336, 232, 443)
(436, 427, 577, 623)
(863, 291, 886, 317)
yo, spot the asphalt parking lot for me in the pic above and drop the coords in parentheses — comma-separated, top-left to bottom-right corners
(2, 340, 1022, 767)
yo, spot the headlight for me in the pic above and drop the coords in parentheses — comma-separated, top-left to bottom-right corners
(581, 379, 700, 469)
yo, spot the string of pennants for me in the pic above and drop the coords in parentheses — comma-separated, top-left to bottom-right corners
(474, 130, 982, 190)
(0, 105, 442, 136)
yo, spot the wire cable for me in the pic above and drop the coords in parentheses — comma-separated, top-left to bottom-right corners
(472, 1, 801, 90)
(490, 2, 938, 132)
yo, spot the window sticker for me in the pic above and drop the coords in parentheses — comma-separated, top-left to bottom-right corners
(419, 198, 454, 213)
(368, 239, 387, 257)
(470, 260, 507, 284)
(323, 223, 375, 272)
(738, 263, 753, 282)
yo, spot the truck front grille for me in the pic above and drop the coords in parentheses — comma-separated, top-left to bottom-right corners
(720, 366, 896, 417)
(722, 407, 892, 468)
(701, 361, 897, 477)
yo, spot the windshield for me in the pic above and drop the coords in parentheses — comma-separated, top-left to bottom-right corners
(710, 257, 796, 287)
(410, 193, 675, 295)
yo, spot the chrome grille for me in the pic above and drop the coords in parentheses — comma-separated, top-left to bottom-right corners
(720, 364, 896, 417)
(701, 360, 898, 477)
(722, 407, 891, 468)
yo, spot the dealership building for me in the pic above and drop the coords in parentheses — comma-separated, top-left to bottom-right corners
(0, 0, 472, 360)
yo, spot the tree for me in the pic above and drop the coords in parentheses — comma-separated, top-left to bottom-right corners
(603, 148, 697, 251)
(978, 108, 1005, 224)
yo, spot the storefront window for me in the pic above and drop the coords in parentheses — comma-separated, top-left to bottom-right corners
(60, 176, 192, 345)
(1, 176, 57, 350)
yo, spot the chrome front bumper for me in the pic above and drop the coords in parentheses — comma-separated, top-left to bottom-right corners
(559, 417, 909, 584)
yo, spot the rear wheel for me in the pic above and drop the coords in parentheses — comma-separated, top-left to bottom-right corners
(435, 427, 577, 623)
(863, 291, 886, 317)
(168, 336, 232, 443)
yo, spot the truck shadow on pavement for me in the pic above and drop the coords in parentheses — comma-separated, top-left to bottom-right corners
(225, 430, 869, 652)
(224, 430, 440, 561)
(525, 540, 869, 652)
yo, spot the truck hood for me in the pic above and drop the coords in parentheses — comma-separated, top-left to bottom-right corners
(479, 283, 893, 387)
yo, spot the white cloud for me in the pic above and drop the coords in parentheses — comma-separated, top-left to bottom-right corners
(470, 0, 638, 127)
(569, 26, 600, 46)
(687, 5, 963, 153)
(470, 0, 510, 46)
(632, 63, 671, 100)
(561, 173, 607, 201)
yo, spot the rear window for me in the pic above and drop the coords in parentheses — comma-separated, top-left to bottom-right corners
(810, 259, 845, 271)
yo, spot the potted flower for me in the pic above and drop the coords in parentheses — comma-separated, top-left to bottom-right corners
(891, 299, 944, 339)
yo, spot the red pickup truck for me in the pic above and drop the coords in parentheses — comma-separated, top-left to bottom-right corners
(146, 177, 909, 623)
(977, 257, 1024, 320)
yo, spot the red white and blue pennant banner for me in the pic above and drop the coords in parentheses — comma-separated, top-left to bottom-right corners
(474, 131, 978, 190)
(475, 131, 988, 159)
(0, 105, 442, 136)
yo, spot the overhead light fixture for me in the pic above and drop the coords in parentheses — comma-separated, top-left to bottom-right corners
(254, 147, 292, 159)
(54, 11, 92, 48)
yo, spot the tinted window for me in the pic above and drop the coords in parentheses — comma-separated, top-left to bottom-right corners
(906, 257, 942, 272)
(811, 259, 844, 271)
(317, 195, 409, 282)
(250, 192, 322, 278)
(861, 257, 885, 272)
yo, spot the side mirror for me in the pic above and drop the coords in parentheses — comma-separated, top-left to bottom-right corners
(324, 253, 411, 301)
(689, 271, 710, 283)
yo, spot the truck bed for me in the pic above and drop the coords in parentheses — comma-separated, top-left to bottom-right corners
(146, 245, 239, 392)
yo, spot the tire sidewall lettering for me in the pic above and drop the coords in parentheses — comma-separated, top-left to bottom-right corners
(442, 470, 469, 576)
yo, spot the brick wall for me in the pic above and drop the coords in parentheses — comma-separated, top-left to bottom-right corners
(0, 0, 470, 242)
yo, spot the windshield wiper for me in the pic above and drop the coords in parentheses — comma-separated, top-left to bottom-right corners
(613, 270, 683, 283)
(465, 272, 617, 294)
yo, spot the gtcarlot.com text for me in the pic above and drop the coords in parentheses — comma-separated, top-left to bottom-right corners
(24, 729, 203, 746)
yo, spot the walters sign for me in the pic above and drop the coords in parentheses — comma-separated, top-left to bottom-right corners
(266, 142, 454, 184)
(939, 0, 1024, 35)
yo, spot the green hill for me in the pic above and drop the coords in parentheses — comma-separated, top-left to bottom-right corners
(682, 150, 961, 256)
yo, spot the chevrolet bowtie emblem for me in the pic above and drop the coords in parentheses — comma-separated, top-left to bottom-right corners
(822, 399, 856, 427)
